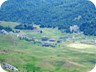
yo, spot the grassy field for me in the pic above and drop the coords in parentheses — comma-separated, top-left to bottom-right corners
(0, 21, 96, 72)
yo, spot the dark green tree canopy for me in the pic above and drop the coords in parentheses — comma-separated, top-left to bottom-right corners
(0, 0, 96, 35)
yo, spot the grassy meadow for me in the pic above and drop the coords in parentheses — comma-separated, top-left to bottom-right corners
(0, 21, 96, 72)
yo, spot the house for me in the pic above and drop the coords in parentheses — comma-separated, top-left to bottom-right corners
(41, 37, 49, 41)
(42, 42, 56, 47)
(57, 40, 62, 43)
(42, 43, 51, 47)
(49, 38, 56, 42)
(0, 29, 8, 35)
(2, 63, 18, 71)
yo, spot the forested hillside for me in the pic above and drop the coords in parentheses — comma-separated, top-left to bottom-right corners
(0, 0, 96, 35)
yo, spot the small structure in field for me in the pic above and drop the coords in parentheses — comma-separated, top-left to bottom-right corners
(57, 40, 62, 43)
(49, 38, 56, 42)
(42, 42, 56, 47)
(2, 63, 18, 72)
(41, 37, 49, 41)
(0, 29, 8, 35)
(42, 42, 51, 47)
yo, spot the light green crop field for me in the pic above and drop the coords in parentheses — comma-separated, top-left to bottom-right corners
(0, 21, 96, 72)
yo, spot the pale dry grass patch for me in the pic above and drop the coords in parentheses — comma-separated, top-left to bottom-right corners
(67, 43, 95, 49)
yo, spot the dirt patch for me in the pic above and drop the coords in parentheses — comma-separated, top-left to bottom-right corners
(67, 43, 95, 49)
(63, 61, 85, 68)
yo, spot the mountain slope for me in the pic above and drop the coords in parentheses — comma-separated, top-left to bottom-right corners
(0, 0, 96, 35)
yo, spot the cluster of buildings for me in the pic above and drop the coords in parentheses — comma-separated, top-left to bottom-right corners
(16, 34, 74, 47)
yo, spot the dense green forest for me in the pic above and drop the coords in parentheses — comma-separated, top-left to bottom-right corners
(0, 0, 96, 35)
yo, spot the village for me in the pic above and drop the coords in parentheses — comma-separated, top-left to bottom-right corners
(0, 22, 75, 48)
(0, 23, 96, 48)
